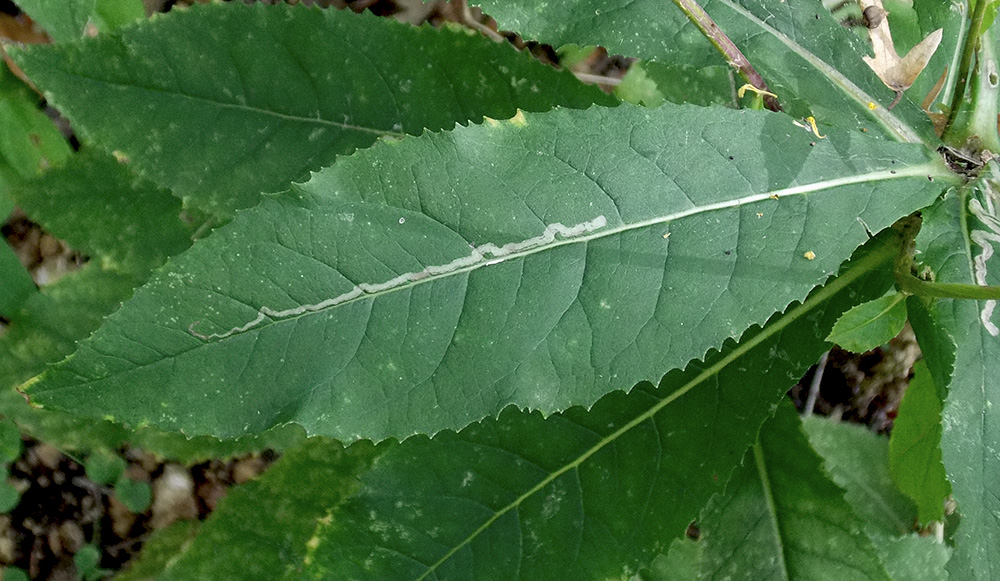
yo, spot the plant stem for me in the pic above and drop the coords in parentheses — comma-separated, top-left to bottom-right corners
(944, 0, 990, 134)
(671, 0, 782, 112)
(897, 273, 1000, 300)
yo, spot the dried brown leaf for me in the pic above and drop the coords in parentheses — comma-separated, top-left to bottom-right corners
(861, 0, 943, 93)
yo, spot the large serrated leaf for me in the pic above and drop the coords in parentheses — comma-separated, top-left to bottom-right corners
(698, 403, 891, 581)
(911, 171, 1000, 581)
(134, 239, 897, 579)
(9, 2, 613, 215)
(23, 103, 951, 441)
(803, 415, 951, 581)
(477, 0, 944, 144)
(803, 416, 917, 537)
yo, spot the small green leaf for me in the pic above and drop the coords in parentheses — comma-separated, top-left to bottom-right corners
(15, 0, 144, 42)
(613, 62, 665, 107)
(0, 242, 36, 319)
(0, 265, 144, 389)
(11, 148, 192, 272)
(800, 414, 949, 579)
(84, 449, 125, 486)
(827, 292, 908, 352)
(0, 479, 19, 513)
(0, 420, 23, 464)
(889, 361, 950, 524)
(644, 537, 703, 581)
(1, 566, 28, 581)
(803, 415, 917, 537)
(153, 438, 378, 580)
(114, 475, 151, 513)
(0, 63, 71, 184)
(73, 545, 101, 575)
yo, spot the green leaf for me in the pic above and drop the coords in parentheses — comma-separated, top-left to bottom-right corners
(114, 521, 199, 581)
(874, 534, 952, 581)
(906, 295, 956, 398)
(0, 62, 72, 187)
(0, 265, 143, 389)
(14, 0, 97, 42)
(15, 0, 145, 42)
(84, 449, 125, 485)
(24, 103, 951, 441)
(478, 0, 940, 144)
(613, 62, 666, 107)
(114, 475, 151, 513)
(803, 415, 917, 537)
(913, 172, 1000, 581)
(134, 233, 899, 578)
(10, 2, 613, 215)
(827, 291, 908, 352)
(644, 538, 703, 581)
(10, 148, 192, 272)
(642, 61, 736, 108)
(0, 479, 20, 513)
(802, 415, 951, 580)
(0, 241, 36, 318)
(699, 403, 891, 580)
(155, 438, 379, 580)
(0, 419, 23, 464)
(1, 566, 28, 581)
(889, 360, 950, 524)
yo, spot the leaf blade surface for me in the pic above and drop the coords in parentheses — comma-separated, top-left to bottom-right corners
(10, 2, 613, 214)
(912, 176, 1000, 580)
(25, 103, 950, 440)
(478, 0, 942, 144)
(143, 239, 898, 579)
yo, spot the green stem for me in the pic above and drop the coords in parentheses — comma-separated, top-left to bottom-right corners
(671, 0, 782, 112)
(897, 272, 1000, 300)
(944, 0, 990, 135)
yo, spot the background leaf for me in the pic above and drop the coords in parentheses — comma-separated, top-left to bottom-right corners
(803, 415, 951, 580)
(913, 171, 1000, 581)
(24, 103, 951, 441)
(697, 403, 891, 581)
(10, 2, 614, 215)
(803, 416, 917, 537)
(13, 0, 144, 42)
(477, 0, 943, 144)
(888, 360, 950, 524)
(9, 148, 192, 272)
(136, 237, 898, 579)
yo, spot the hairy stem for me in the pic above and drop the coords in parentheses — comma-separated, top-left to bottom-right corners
(671, 0, 782, 112)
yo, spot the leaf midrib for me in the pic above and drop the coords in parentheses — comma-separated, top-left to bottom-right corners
(28, 60, 407, 138)
(30, 162, 946, 399)
(191, 163, 944, 341)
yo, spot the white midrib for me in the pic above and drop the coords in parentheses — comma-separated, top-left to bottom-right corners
(192, 161, 946, 340)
